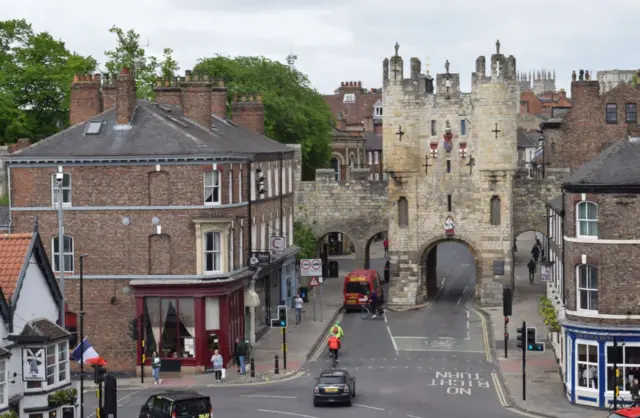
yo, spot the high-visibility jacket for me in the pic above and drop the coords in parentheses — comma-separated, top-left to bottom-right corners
(328, 336, 340, 350)
(329, 325, 344, 339)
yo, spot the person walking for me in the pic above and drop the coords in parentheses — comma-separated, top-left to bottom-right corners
(211, 349, 224, 383)
(236, 339, 248, 375)
(531, 244, 540, 264)
(383, 238, 389, 258)
(527, 259, 536, 284)
(294, 293, 304, 325)
(233, 338, 241, 373)
(151, 351, 162, 385)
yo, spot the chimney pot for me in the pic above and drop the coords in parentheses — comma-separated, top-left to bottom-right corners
(121, 67, 130, 75)
(93, 73, 101, 82)
(358, 81, 362, 86)
(572, 70, 576, 81)
(185, 70, 192, 82)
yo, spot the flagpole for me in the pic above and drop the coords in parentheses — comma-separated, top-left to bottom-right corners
(79, 255, 87, 418)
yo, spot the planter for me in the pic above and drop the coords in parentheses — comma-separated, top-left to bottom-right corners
(48, 388, 78, 409)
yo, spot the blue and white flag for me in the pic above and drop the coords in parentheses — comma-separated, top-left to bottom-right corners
(71, 337, 100, 363)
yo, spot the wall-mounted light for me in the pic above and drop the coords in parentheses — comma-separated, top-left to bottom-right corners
(152, 216, 161, 234)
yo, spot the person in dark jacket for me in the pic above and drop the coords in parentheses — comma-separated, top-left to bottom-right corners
(233, 338, 240, 373)
(235, 338, 248, 375)
(531, 245, 540, 263)
(527, 259, 536, 284)
(384, 261, 390, 283)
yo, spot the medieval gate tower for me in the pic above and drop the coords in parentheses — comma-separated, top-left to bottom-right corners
(383, 40, 518, 306)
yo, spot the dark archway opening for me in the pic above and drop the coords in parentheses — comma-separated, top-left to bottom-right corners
(421, 240, 477, 303)
(364, 231, 388, 270)
(330, 157, 340, 181)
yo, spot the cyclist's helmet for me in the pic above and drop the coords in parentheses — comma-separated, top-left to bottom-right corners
(335, 321, 341, 326)
(332, 326, 339, 334)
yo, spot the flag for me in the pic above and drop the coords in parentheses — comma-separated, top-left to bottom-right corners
(71, 337, 100, 363)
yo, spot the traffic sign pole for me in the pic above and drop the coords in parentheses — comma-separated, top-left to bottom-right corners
(320, 279, 324, 322)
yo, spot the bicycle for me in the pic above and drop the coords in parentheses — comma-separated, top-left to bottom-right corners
(330, 349, 339, 368)
(608, 396, 639, 413)
(360, 304, 385, 320)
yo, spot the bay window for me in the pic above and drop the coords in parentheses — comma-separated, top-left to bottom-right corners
(606, 344, 640, 392)
(143, 297, 196, 358)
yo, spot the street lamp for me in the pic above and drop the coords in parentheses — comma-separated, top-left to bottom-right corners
(55, 172, 65, 328)
(538, 131, 546, 179)
(79, 254, 88, 418)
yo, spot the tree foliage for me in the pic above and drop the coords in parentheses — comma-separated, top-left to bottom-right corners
(0, 19, 97, 144)
(159, 48, 180, 80)
(293, 221, 317, 260)
(633, 73, 638, 89)
(194, 56, 332, 179)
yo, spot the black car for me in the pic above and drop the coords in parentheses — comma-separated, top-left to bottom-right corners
(139, 390, 213, 418)
(313, 369, 356, 406)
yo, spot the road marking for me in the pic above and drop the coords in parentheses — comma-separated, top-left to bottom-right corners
(241, 395, 297, 399)
(353, 404, 384, 411)
(491, 372, 507, 406)
(400, 349, 485, 353)
(475, 309, 493, 362)
(407, 415, 422, 418)
(310, 313, 344, 362)
(456, 295, 463, 305)
(258, 409, 317, 418)
(387, 325, 399, 354)
(206, 371, 306, 387)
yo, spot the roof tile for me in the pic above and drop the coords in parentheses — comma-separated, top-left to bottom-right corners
(0, 233, 33, 300)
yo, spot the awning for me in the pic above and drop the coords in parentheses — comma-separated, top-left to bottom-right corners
(244, 288, 260, 308)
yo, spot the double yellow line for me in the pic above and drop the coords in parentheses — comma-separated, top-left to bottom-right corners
(491, 372, 508, 406)
(474, 309, 493, 362)
(310, 313, 344, 362)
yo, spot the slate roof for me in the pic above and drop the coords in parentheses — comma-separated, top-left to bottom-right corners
(0, 206, 9, 230)
(21, 318, 69, 341)
(11, 101, 291, 160)
(563, 137, 640, 186)
(364, 132, 382, 150)
(0, 233, 33, 299)
(324, 91, 381, 125)
(548, 195, 563, 212)
(517, 128, 537, 148)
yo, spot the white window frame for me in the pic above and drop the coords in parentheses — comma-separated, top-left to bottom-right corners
(604, 342, 640, 393)
(288, 164, 293, 193)
(576, 341, 599, 391)
(576, 264, 598, 312)
(51, 173, 72, 207)
(24, 341, 70, 393)
(238, 168, 243, 202)
(228, 169, 233, 204)
(203, 230, 222, 273)
(250, 169, 256, 201)
(275, 164, 280, 196)
(368, 152, 372, 165)
(0, 358, 6, 409)
(52, 235, 74, 273)
(374, 152, 379, 164)
(267, 168, 273, 197)
(238, 226, 244, 267)
(576, 201, 598, 238)
(343, 93, 355, 103)
(374, 106, 382, 116)
(204, 171, 221, 205)
(228, 229, 234, 271)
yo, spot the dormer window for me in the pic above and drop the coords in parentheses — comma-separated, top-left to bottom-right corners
(343, 94, 355, 103)
(373, 100, 383, 117)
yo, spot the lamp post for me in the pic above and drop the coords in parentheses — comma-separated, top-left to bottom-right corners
(55, 172, 66, 328)
(538, 133, 546, 179)
(79, 254, 88, 418)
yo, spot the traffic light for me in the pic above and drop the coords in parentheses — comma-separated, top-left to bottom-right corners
(516, 326, 526, 352)
(128, 318, 138, 340)
(104, 375, 118, 416)
(278, 305, 287, 327)
(526, 327, 545, 352)
(94, 365, 107, 384)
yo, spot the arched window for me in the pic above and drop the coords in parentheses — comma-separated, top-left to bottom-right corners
(349, 155, 356, 167)
(204, 170, 221, 204)
(330, 157, 340, 181)
(204, 231, 222, 273)
(397, 197, 408, 227)
(52, 236, 74, 273)
(577, 264, 598, 311)
(490, 196, 501, 225)
(576, 201, 598, 238)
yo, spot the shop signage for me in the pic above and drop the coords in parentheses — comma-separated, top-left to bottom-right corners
(22, 348, 46, 381)
(572, 332, 616, 342)
(250, 251, 271, 267)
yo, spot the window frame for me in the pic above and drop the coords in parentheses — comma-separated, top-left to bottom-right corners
(460, 119, 467, 136)
(625, 103, 637, 124)
(605, 103, 618, 124)
(576, 341, 599, 391)
(52, 235, 74, 273)
(228, 169, 233, 204)
(275, 164, 280, 196)
(228, 229, 234, 271)
(0, 358, 6, 409)
(431, 120, 437, 136)
(204, 170, 221, 205)
(50, 173, 72, 207)
(203, 230, 223, 273)
(24, 341, 70, 393)
(238, 226, 244, 268)
(374, 106, 382, 116)
(576, 201, 598, 239)
(490, 195, 501, 226)
(343, 94, 355, 103)
(374, 152, 379, 165)
(576, 264, 598, 312)
(605, 342, 640, 393)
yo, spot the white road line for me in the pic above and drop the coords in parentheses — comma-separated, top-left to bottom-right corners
(353, 404, 385, 411)
(456, 295, 462, 305)
(393, 336, 427, 339)
(465, 330, 470, 340)
(387, 325, 399, 354)
(241, 395, 297, 399)
(407, 415, 422, 418)
(258, 409, 317, 418)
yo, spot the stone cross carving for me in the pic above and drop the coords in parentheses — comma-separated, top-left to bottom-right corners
(391, 65, 400, 80)
(423, 154, 432, 174)
(445, 60, 450, 74)
(492, 123, 502, 139)
(445, 79, 452, 93)
(396, 126, 405, 141)
(394, 42, 400, 56)
(496, 39, 501, 55)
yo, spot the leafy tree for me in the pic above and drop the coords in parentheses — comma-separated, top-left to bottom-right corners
(194, 56, 333, 179)
(293, 221, 317, 260)
(633, 73, 638, 89)
(0, 19, 97, 144)
(104, 26, 158, 100)
(159, 48, 180, 80)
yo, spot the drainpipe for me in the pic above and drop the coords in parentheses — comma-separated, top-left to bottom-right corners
(279, 152, 284, 236)
(247, 159, 253, 266)
(561, 189, 566, 305)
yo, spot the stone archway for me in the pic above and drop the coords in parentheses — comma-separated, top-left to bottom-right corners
(364, 230, 388, 269)
(314, 226, 365, 269)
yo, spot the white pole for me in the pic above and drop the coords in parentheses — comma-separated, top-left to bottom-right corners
(57, 184, 65, 328)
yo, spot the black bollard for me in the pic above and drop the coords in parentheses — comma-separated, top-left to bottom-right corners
(274, 355, 280, 375)
(250, 357, 255, 378)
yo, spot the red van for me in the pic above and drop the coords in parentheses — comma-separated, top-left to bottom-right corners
(343, 269, 384, 311)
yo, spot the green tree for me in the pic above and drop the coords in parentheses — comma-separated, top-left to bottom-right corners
(104, 26, 158, 100)
(633, 73, 638, 88)
(0, 19, 97, 143)
(159, 48, 180, 80)
(194, 56, 333, 179)
(293, 221, 317, 260)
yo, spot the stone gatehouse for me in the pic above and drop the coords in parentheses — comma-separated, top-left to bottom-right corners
(296, 41, 565, 306)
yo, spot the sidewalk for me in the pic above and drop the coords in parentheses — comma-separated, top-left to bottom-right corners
(480, 235, 601, 418)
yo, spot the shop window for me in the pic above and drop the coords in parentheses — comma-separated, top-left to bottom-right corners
(143, 297, 196, 359)
(606, 344, 640, 392)
(576, 342, 598, 389)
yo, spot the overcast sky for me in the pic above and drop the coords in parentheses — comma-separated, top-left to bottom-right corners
(3, 0, 638, 94)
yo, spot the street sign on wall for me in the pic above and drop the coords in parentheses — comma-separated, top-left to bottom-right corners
(269, 236, 286, 252)
(300, 259, 322, 276)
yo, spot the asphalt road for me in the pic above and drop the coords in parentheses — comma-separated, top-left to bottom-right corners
(82, 244, 526, 418)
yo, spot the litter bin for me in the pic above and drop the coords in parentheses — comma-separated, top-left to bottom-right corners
(328, 261, 339, 278)
(299, 286, 309, 303)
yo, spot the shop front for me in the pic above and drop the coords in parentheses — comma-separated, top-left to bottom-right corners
(131, 278, 247, 373)
(563, 323, 640, 409)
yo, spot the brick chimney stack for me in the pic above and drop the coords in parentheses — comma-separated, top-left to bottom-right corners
(211, 79, 228, 119)
(102, 73, 117, 109)
(181, 71, 212, 129)
(570, 69, 600, 112)
(70, 73, 102, 125)
(231, 94, 265, 135)
(154, 77, 182, 106)
(116, 67, 136, 125)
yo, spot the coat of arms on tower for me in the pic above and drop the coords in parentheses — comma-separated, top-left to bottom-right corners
(444, 216, 455, 236)
(443, 120, 453, 153)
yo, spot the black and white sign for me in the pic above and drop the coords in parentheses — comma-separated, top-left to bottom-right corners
(250, 252, 271, 267)
(22, 348, 46, 381)
(269, 236, 286, 252)
(300, 258, 322, 277)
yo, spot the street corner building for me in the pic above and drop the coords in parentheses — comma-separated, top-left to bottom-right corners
(4, 69, 301, 374)
(0, 230, 77, 418)
(542, 80, 640, 409)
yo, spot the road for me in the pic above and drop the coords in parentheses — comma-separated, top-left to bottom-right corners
(82, 243, 526, 418)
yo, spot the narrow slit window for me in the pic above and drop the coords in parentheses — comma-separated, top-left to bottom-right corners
(447, 194, 452, 212)
(446, 160, 451, 173)
(490, 195, 501, 225)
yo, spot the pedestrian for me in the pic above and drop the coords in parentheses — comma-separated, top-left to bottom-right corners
(236, 338, 248, 375)
(151, 351, 162, 385)
(294, 293, 304, 325)
(233, 338, 240, 373)
(630, 378, 639, 402)
(527, 259, 536, 284)
(211, 349, 223, 383)
(383, 238, 389, 258)
(384, 260, 390, 283)
(531, 245, 540, 263)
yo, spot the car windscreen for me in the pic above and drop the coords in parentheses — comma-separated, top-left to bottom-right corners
(318, 376, 346, 385)
(174, 398, 211, 416)
(345, 281, 370, 295)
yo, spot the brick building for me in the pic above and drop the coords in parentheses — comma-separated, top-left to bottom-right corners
(5, 69, 300, 373)
(542, 69, 640, 408)
(519, 89, 572, 118)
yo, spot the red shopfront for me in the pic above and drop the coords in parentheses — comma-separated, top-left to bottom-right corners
(132, 280, 245, 373)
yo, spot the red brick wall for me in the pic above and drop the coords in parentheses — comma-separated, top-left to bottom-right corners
(69, 75, 102, 126)
(232, 99, 264, 135)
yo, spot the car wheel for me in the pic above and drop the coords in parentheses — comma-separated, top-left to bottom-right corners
(345, 399, 352, 406)
(313, 400, 319, 407)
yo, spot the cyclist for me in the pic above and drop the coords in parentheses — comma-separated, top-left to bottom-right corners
(328, 334, 341, 362)
(328, 324, 344, 354)
(368, 289, 381, 318)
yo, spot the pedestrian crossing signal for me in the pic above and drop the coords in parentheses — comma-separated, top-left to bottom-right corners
(270, 305, 288, 327)
(528, 342, 545, 352)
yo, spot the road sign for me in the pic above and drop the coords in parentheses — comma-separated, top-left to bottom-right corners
(309, 277, 320, 287)
(270, 236, 286, 252)
(541, 265, 550, 282)
(300, 258, 322, 276)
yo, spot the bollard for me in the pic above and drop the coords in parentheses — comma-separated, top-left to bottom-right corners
(274, 355, 280, 375)
(250, 357, 255, 378)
